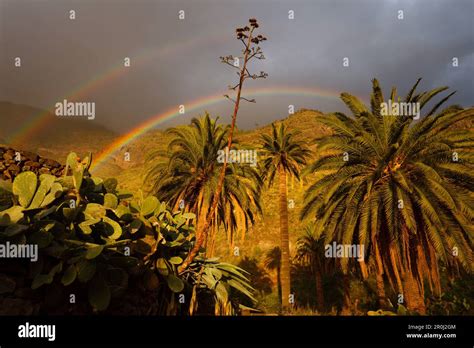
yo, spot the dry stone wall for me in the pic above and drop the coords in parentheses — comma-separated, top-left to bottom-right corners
(0, 146, 65, 181)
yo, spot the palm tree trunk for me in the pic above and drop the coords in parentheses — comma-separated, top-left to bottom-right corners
(401, 227, 426, 314)
(277, 267, 282, 306)
(314, 261, 324, 312)
(403, 271, 426, 314)
(279, 165, 291, 311)
(374, 241, 388, 308)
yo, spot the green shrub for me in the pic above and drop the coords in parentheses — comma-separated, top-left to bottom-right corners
(0, 152, 254, 314)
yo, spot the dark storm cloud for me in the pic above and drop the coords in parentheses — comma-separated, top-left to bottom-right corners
(0, 0, 472, 132)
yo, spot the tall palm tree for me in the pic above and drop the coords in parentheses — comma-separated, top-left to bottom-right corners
(260, 123, 311, 311)
(146, 113, 262, 254)
(302, 78, 474, 314)
(295, 223, 326, 311)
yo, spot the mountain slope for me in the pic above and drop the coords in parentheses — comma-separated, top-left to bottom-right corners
(0, 101, 117, 162)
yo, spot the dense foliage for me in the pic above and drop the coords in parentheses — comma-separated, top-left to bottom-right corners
(0, 152, 255, 315)
(302, 79, 474, 313)
(146, 114, 262, 253)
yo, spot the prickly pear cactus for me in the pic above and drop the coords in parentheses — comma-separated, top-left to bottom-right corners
(12, 172, 37, 207)
(0, 151, 255, 314)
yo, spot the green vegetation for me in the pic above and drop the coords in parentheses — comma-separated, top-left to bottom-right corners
(137, 79, 473, 316)
(0, 152, 255, 315)
(302, 79, 474, 314)
(2, 80, 472, 316)
(146, 114, 262, 255)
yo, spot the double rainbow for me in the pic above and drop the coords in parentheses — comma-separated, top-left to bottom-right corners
(5, 34, 358, 172)
(90, 85, 344, 171)
(6, 32, 226, 145)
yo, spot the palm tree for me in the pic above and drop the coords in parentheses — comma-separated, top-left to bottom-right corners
(264, 246, 282, 305)
(302, 78, 474, 314)
(295, 223, 326, 311)
(146, 113, 262, 255)
(260, 123, 311, 311)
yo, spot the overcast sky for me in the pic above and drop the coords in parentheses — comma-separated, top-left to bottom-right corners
(1, 0, 473, 133)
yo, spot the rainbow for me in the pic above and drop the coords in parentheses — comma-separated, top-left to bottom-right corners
(6, 33, 226, 145)
(90, 85, 352, 172)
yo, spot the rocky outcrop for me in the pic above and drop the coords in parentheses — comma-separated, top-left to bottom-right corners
(0, 146, 66, 181)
